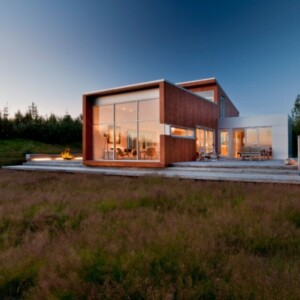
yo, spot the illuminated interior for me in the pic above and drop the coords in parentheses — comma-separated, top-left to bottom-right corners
(196, 128, 215, 154)
(93, 99, 163, 161)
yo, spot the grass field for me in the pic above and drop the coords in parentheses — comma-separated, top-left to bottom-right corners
(0, 169, 299, 299)
(0, 139, 82, 167)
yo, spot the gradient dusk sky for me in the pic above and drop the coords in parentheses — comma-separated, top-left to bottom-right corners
(0, 0, 299, 118)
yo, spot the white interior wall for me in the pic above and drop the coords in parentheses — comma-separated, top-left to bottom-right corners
(94, 88, 159, 105)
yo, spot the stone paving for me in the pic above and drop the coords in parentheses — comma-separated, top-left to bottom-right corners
(2, 159, 300, 184)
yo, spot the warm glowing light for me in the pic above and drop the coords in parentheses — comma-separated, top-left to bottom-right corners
(32, 158, 52, 161)
(61, 148, 74, 160)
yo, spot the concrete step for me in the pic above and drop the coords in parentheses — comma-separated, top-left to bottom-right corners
(3, 163, 300, 184)
(170, 166, 298, 176)
(171, 160, 298, 170)
(23, 160, 298, 175)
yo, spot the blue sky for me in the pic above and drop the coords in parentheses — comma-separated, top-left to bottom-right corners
(0, 0, 299, 117)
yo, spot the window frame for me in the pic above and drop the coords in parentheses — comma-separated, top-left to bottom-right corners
(170, 126, 195, 139)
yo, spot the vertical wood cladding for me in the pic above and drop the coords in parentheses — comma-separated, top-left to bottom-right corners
(162, 81, 219, 130)
(162, 135, 196, 165)
(161, 81, 220, 163)
(83, 95, 93, 161)
(224, 97, 239, 117)
(179, 79, 239, 118)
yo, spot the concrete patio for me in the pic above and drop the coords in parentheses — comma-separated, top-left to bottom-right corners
(2, 158, 300, 184)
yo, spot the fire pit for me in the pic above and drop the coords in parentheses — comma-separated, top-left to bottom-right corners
(61, 147, 74, 160)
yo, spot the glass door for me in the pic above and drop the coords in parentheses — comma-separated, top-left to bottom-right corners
(220, 131, 229, 156)
(233, 129, 245, 158)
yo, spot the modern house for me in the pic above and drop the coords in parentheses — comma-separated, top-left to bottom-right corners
(83, 78, 291, 168)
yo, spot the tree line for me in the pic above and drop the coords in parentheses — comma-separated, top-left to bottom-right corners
(0, 103, 82, 144)
(1, 97, 300, 151)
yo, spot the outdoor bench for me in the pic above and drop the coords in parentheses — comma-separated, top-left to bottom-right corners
(239, 147, 262, 161)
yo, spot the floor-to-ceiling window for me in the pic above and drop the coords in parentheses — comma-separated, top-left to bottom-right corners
(138, 99, 161, 159)
(93, 98, 163, 161)
(196, 127, 215, 154)
(115, 102, 137, 160)
(220, 130, 229, 156)
(93, 105, 114, 160)
(233, 129, 245, 158)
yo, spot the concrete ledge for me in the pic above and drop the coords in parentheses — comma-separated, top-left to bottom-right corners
(171, 160, 298, 170)
(2, 162, 300, 185)
(26, 153, 82, 161)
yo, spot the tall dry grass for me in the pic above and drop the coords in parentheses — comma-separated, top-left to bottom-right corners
(0, 169, 299, 299)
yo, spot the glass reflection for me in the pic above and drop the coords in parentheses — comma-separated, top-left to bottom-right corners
(139, 99, 159, 120)
(93, 99, 161, 161)
(116, 102, 136, 123)
(115, 123, 137, 160)
(259, 127, 272, 147)
(138, 121, 162, 160)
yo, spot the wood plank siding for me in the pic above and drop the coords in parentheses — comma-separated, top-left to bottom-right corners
(163, 81, 219, 129)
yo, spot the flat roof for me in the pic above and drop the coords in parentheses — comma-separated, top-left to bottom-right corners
(83, 77, 221, 97)
(177, 77, 217, 87)
(83, 79, 166, 96)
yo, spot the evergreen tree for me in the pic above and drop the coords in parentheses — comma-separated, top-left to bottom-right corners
(1, 102, 82, 144)
(0, 104, 13, 138)
(3, 104, 9, 119)
(291, 94, 300, 135)
(28, 102, 39, 120)
(291, 94, 300, 155)
(14, 110, 24, 124)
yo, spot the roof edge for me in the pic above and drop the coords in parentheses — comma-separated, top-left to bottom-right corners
(177, 77, 217, 86)
(83, 79, 167, 96)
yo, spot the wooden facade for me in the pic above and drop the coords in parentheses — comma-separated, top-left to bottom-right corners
(83, 78, 239, 168)
(179, 78, 239, 118)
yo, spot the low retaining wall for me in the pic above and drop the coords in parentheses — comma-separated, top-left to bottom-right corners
(26, 153, 82, 161)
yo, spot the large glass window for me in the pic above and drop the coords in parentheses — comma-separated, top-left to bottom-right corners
(245, 127, 272, 147)
(220, 96, 226, 117)
(171, 126, 195, 138)
(259, 127, 272, 147)
(196, 128, 215, 153)
(195, 90, 214, 102)
(93, 105, 114, 160)
(139, 121, 161, 160)
(93, 99, 162, 161)
(116, 102, 137, 123)
(93, 105, 113, 124)
(139, 99, 159, 120)
(114, 102, 137, 160)
(220, 130, 229, 156)
(115, 123, 137, 160)
(245, 128, 258, 146)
